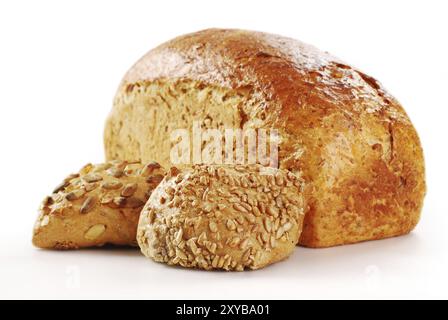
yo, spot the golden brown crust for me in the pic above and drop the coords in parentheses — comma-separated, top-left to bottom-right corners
(32, 161, 165, 249)
(106, 29, 426, 247)
(137, 165, 306, 270)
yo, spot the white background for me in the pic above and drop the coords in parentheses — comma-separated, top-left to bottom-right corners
(0, 0, 447, 299)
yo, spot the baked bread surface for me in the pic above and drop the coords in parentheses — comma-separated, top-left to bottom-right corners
(33, 161, 165, 249)
(106, 29, 426, 247)
(137, 165, 306, 270)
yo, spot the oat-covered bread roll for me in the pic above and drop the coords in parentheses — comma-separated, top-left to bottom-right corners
(106, 29, 426, 248)
(137, 165, 306, 271)
(33, 161, 165, 249)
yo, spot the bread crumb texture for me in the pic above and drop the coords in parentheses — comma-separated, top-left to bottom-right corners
(137, 164, 306, 271)
(106, 29, 426, 248)
(33, 161, 165, 249)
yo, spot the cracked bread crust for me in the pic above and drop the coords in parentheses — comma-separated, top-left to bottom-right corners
(137, 165, 306, 271)
(105, 29, 426, 247)
(32, 161, 165, 249)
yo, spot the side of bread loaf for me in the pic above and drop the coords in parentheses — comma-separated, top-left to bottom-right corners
(137, 165, 306, 270)
(33, 161, 165, 249)
(105, 29, 426, 248)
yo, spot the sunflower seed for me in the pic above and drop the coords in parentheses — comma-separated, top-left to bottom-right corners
(121, 183, 138, 197)
(40, 215, 50, 227)
(240, 177, 249, 188)
(174, 228, 183, 245)
(43, 196, 54, 206)
(198, 232, 207, 245)
(228, 197, 240, 203)
(258, 202, 266, 214)
(223, 256, 232, 270)
(267, 206, 279, 218)
(174, 173, 184, 183)
(226, 219, 236, 231)
(84, 224, 106, 240)
(248, 173, 257, 183)
(205, 241, 217, 254)
(234, 165, 245, 172)
(100, 194, 114, 205)
(80, 196, 96, 214)
(263, 217, 272, 233)
(107, 167, 124, 178)
(147, 210, 156, 224)
(287, 204, 300, 216)
(261, 232, 269, 243)
(140, 162, 161, 176)
(84, 183, 98, 192)
(65, 189, 85, 201)
(217, 256, 226, 268)
(276, 227, 285, 239)
(270, 235, 277, 248)
(282, 222, 293, 232)
(83, 174, 103, 183)
(242, 249, 251, 263)
(147, 174, 164, 184)
(235, 215, 245, 225)
(228, 237, 241, 247)
(209, 221, 218, 233)
(240, 202, 252, 211)
(267, 174, 275, 185)
(246, 214, 256, 224)
(275, 196, 284, 208)
(202, 202, 213, 213)
(239, 238, 250, 250)
(93, 163, 112, 172)
(252, 206, 261, 217)
(52, 181, 69, 194)
(51, 193, 63, 203)
(80, 163, 93, 174)
(217, 167, 226, 178)
(101, 181, 123, 190)
(233, 203, 248, 213)
(199, 175, 208, 185)
(211, 255, 220, 268)
(176, 248, 187, 260)
(275, 174, 284, 186)
(187, 239, 198, 254)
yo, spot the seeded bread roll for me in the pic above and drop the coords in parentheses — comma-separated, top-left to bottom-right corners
(137, 165, 306, 271)
(106, 29, 426, 248)
(33, 161, 165, 249)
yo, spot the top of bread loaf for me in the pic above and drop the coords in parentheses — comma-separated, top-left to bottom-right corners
(123, 28, 408, 125)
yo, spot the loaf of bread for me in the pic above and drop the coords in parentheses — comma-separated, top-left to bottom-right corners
(105, 29, 426, 248)
(33, 161, 165, 249)
(137, 165, 306, 270)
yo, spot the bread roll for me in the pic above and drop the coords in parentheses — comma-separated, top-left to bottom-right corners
(137, 165, 306, 270)
(33, 161, 165, 249)
(105, 29, 426, 247)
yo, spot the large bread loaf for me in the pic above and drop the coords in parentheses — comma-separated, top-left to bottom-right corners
(104, 29, 426, 248)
